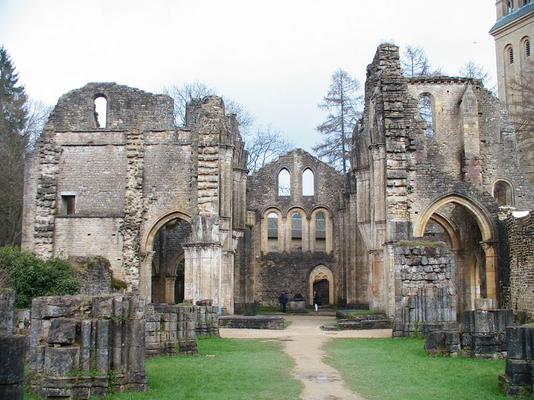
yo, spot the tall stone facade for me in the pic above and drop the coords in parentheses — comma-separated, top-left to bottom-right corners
(345, 44, 534, 318)
(22, 83, 248, 313)
(21, 45, 534, 319)
(247, 149, 343, 306)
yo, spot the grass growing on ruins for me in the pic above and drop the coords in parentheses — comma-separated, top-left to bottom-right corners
(107, 337, 301, 400)
(326, 337, 507, 400)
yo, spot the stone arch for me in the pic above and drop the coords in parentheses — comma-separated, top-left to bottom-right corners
(309, 207, 334, 253)
(308, 265, 334, 306)
(287, 207, 309, 251)
(139, 210, 192, 302)
(414, 194, 498, 306)
(414, 195, 494, 241)
(261, 207, 284, 253)
(428, 212, 461, 251)
(493, 179, 515, 206)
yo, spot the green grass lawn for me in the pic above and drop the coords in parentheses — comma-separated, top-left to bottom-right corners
(326, 338, 507, 400)
(27, 338, 301, 400)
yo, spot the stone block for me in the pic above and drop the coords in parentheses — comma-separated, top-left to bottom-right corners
(0, 288, 15, 336)
(48, 318, 77, 345)
(44, 347, 80, 376)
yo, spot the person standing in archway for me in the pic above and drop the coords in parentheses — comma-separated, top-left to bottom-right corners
(313, 291, 320, 312)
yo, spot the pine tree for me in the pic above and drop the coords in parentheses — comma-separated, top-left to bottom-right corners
(313, 69, 362, 173)
(0, 46, 28, 246)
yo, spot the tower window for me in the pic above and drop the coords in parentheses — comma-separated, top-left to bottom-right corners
(507, 0, 514, 13)
(526, 39, 531, 57)
(94, 96, 107, 128)
(508, 46, 515, 64)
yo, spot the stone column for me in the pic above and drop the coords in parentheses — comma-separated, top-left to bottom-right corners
(481, 241, 498, 303)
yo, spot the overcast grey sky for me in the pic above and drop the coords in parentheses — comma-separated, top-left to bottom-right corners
(0, 0, 497, 151)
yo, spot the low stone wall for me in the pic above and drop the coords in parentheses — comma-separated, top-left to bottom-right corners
(145, 304, 197, 357)
(425, 309, 515, 358)
(29, 294, 148, 399)
(71, 256, 113, 295)
(498, 324, 534, 396)
(219, 315, 285, 329)
(193, 305, 220, 337)
(393, 244, 457, 337)
(0, 288, 24, 400)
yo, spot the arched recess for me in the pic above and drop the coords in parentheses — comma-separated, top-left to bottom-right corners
(286, 208, 309, 252)
(414, 195, 497, 307)
(261, 208, 284, 253)
(308, 265, 334, 306)
(309, 207, 334, 253)
(493, 179, 514, 206)
(139, 210, 192, 302)
(427, 213, 461, 251)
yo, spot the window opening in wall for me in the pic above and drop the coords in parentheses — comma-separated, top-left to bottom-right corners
(526, 39, 531, 57)
(493, 181, 513, 206)
(267, 212, 279, 252)
(315, 212, 326, 252)
(507, 0, 514, 13)
(278, 168, 291, 196)
(62, 195, 76, 215)
(508, 46, 514, 64)
(94, 96, 107, 128)
(267, 213, 278, 239)
(291, 212, 302, 239)
(302, 168, 314, 196)
(418, 94, 434, 138)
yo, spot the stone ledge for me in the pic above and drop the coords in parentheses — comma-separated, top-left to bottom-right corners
(219, 315, 285, 330)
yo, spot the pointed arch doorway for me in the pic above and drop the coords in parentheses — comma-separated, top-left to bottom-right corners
(309, 265, 334, 306)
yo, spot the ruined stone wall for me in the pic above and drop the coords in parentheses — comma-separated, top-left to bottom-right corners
(392, 243, 457, 337)
(350, 43, 534, 315)
(29, 294, 147, 399)
(505, 212, 534, 318)
(254, 252, 336, 306)
(248, 149, 344, 307)
(22, 84, 248, 313)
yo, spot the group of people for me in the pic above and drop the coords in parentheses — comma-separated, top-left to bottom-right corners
(277, 291, 322, 312)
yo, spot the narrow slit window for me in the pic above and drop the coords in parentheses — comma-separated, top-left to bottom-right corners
(302, 168, 314, 196)
(419, 94, 434, 138)
(508, 46, 514, 64)
(278, 169, 291, 196)
(62, 195, 76, 215)
(94, 96, 107, 128)
(526, 39, 531, 57)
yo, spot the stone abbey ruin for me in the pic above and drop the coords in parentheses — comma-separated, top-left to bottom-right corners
(8, 43, 534, 397)
(22, 44, 534, 321)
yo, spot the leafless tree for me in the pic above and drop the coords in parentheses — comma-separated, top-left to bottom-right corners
(459, 60, 494, 92)
(400, 45, 443, 78)
(246, 125, 294, 172)
(313, 69, 362, 173)
(163, 82, 254, 132)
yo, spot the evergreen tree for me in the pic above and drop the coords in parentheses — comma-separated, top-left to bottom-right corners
(313, 69, 362, 173)
(0, 46, 28, 246)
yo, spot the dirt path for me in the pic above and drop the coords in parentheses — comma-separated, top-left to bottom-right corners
(220, 314, 391, 400)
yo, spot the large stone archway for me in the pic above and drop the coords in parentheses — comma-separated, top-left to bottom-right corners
(308, 265, 334, 306)
(414, 195, 498, 307)
(139, 210, 192, 302)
